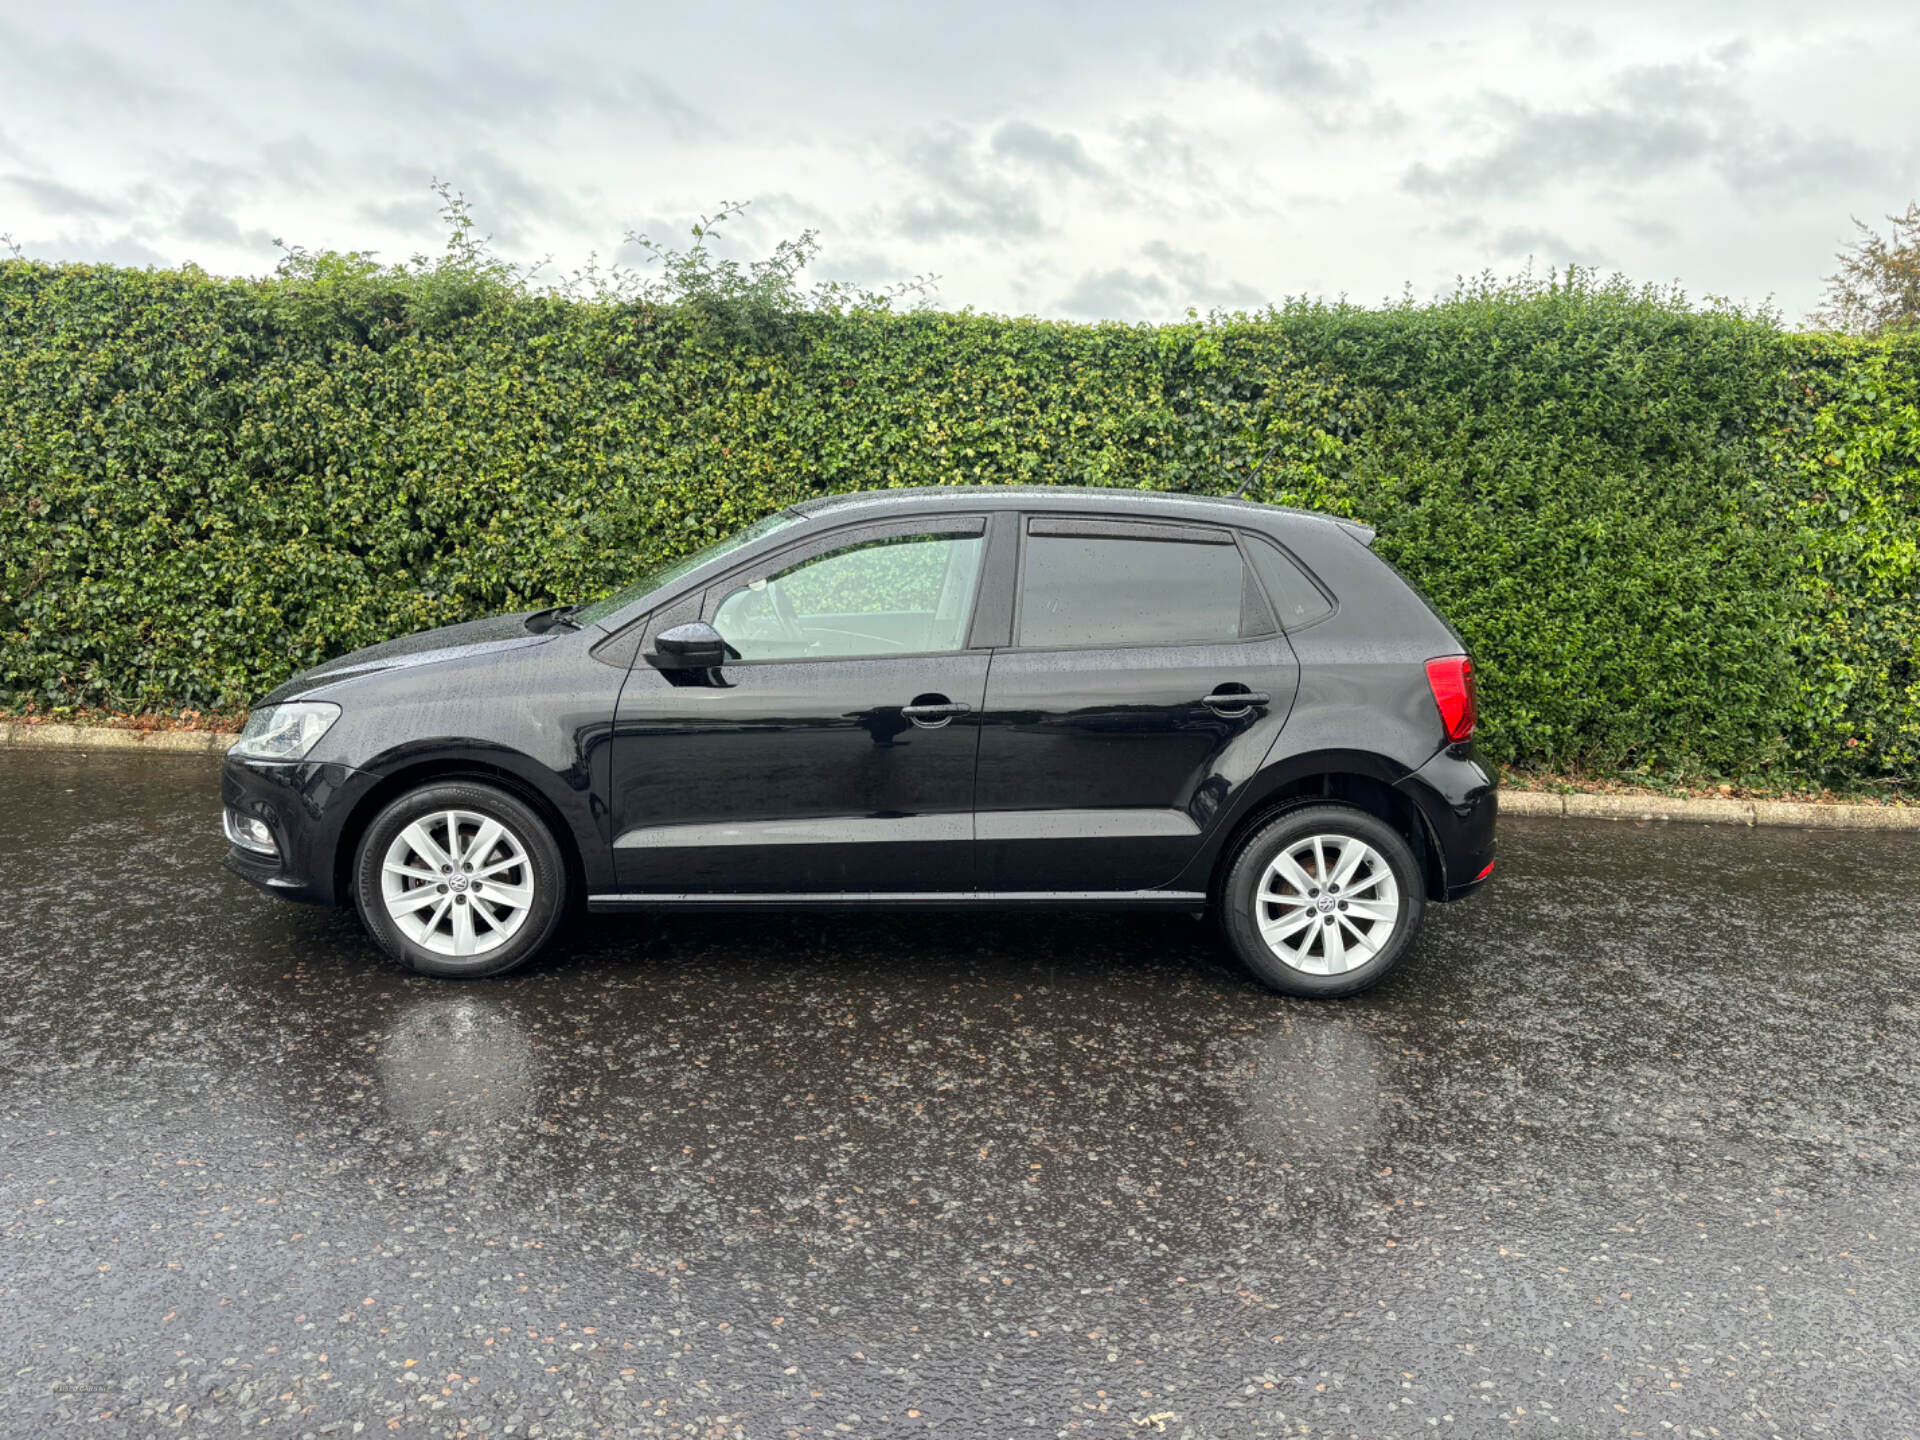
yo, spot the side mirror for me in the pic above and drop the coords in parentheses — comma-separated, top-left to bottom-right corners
(649, 621, 731, 670)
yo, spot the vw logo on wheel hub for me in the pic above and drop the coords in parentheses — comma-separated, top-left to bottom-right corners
(1315, 894, 1335, 912)
(448, 874, 470, 892)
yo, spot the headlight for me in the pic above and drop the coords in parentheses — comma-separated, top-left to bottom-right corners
(230, 701, 341, 761)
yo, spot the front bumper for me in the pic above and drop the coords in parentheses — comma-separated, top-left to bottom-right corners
(220, 755, 378, 906)
(1396, 744, 1497, 901)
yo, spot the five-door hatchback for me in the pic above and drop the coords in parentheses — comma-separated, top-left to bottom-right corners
(222, 486, 1495, 996)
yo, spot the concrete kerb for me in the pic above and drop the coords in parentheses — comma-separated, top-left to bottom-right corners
(3, 722, 1915, 831)
(1500, 787, 1920, 832)
(1, 722, 236, 757)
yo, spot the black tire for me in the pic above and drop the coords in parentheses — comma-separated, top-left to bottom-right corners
(353, 781, 568, 978)
(1218, 804, 1426, 998)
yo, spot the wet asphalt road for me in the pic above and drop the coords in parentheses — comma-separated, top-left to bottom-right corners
(1, 752, 1916, 1440)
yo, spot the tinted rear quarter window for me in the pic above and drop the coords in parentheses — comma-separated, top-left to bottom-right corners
(1246, 533, 1335, 629)
(1018, 529, 1251, 647)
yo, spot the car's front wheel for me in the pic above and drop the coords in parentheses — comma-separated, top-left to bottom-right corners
(1218, 804, 1426, 997)
(354, 781, 568, 978)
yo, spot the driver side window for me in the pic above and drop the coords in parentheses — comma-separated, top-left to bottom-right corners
(712, 530, 986, 661)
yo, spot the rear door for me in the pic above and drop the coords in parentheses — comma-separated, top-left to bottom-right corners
(609, 516, 992, 895)
(972, 515, 1301, 893)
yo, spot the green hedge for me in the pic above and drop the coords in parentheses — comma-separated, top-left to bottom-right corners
(1, 256, 1915, 788)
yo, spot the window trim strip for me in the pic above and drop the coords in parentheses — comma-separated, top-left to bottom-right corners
(1025, 515, 1236, 544)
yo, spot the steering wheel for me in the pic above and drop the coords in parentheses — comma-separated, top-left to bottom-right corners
(767, 579, 809, 645)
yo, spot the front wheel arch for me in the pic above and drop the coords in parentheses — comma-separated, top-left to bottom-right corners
(334, 758, 587, 911)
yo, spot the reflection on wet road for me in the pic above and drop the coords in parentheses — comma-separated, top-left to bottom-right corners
(2, 751, 1916, 1437)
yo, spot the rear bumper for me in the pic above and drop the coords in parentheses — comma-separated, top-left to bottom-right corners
(1396, 745, 1497, 901)
(220, 756, 377, 906)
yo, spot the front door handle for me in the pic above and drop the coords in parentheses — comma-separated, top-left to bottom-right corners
(902, 699, 972, 729)
(1201, 689, 1270, 713)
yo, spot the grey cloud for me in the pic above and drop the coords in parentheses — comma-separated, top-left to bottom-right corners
(744, 193, 836, 232)
(13, 166, 285, 258)
(991, 122, 1103, 181)
(450, 153, 591, 245)
(820, 248, 912, 290)
(23, 231, 173, 269)
(1402, 58, 1893, 204)
(357, 197, 433, 233)
(1057, 267, 1168, 321)
(1719, 132, 1890, 199)
(1624, 216, 1679, 245)
(350, 157, 592, 251)
(176, 195, 275, 252)
(262, 137, 336, 189)
(894, 131, 1043, 242)
(1228, 28, 1374, 134)
(169, 156, 257, 194)
(1528, 20, 1600, 61)
(5, 175, 128, 219)
(298, 22, 712, 140)
(1140, 240, 1263, 308)
(1609, 60, 1743, 117)
(1403, 98, 1713, 200)
(611, 199, 835, 277)
(619, 211, 693, 251)
(1366, 103, 1410, 138)
(0, 18, 194, 118)
(1230, 29, 1369, 101)
(1059, 240, 1261, 319)
(1117, 114, 1210, 186)
(1492, 226, 1610, 267)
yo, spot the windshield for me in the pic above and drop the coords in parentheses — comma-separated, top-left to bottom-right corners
(572, 510, 805, 627)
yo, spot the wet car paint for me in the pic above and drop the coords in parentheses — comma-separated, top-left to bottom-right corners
(222, 487, 1493, 918)
(6, 750, 1917, 1437)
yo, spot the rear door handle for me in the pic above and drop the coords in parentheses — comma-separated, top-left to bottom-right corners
(1201, 690, 1270, 711)
(901, 700, 972, 728)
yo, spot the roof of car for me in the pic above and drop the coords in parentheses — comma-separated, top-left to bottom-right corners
(787, 485, 1375, 543)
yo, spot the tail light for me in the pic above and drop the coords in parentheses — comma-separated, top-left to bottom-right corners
(1424, 655, 1477, 743)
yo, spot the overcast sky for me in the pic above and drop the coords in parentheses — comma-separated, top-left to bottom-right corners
(3, 0, 1916, 322)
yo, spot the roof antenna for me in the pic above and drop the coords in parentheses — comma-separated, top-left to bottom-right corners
(1232, 430, 1286, 500)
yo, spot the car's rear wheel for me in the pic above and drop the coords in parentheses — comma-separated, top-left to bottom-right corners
(1219, 804, 1426, 997)
(354, 781, 567, 978)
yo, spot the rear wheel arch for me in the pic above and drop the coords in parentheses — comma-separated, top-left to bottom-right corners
(1208, 764, 1446, 904)
(334, 757, 588, 909)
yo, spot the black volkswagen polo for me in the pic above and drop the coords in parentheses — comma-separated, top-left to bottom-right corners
(221, 486, 1495, 996)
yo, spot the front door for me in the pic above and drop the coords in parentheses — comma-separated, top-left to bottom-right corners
(973, 515, 1302, 893)
(609, 519, 991, 895)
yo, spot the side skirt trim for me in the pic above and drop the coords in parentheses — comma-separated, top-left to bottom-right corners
(587, 889, 1207, 914)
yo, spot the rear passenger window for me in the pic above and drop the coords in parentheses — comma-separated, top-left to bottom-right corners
(1017, 521, 1261, 648)
(1246, 534, 1335, 629)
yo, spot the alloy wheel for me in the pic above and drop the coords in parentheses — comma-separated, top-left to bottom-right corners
(1255, 832, 1401, 976)
(380, 809, 536, 957)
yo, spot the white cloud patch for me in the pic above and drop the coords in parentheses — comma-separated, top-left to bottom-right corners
(0, 1, 1911, 320)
